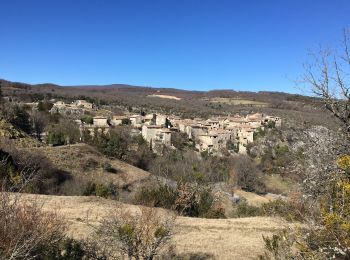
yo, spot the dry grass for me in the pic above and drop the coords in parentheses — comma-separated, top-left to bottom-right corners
(234, 189, 276, 207)
(13, 193, 293, 259)
(20, 143, 150, 186)
(264, 174, 296, 195)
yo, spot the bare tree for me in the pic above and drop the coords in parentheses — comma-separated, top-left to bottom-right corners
(300, 28, 350, 135)
(98, 207, 175, 260)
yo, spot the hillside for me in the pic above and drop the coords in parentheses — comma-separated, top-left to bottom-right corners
(0, 78, 339, 130)
(17, 193, 293, 259)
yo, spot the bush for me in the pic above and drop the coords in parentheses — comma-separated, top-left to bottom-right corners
(83, 182, 118, 199)
(39, 237, 107, 260)
(0, 193, 65, 260)
(80, 115, 93, 124)
(121, 118, 131, 125)
(48, 131, 66, 146)
(47, 119, 80, 145)
(134, 184, 177, 209)
(232, 201, 262, 218)
(98, 207, 175, 260)
(37, 100, 53, 112)
(267, 120, 276, 128)
(232, 155, 266, 194)
(261, 197, 307, 222)
(253, 127, 266, 140)
(1, 104, 31, 133)
(174, 183, 222, 218)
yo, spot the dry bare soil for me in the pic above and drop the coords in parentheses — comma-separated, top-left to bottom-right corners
(19, 193, 293, 259)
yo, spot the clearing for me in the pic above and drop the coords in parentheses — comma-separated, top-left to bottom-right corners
(17, 193, 293, 259)
(206, 97, 269, 107)
(147, 94, 182, 100)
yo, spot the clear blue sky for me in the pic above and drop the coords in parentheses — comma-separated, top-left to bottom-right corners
(0, 0, 349, 93)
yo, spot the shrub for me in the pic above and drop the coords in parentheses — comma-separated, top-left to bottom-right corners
(232, 201, 262, 218)
(253, 127, 266, 140)
(37, 100, 53, 112)
(121, 118, 131, 125)
(0, 193, 65, 260)
(134, 184, 177, 209)
(98, 207, 175, 260)
(275, 144, 289, 156)
(83, 182, 118, 200)
(80, 115, 93, 124)
(261, 197, 307, 222)
(267, 120, 276, 128)
(174, 183, 222, 218)
(48, 131, 66, 146)
(232, 155, 266, 194)
(1, 104, 31, 133)
(41, 238, 107, 260)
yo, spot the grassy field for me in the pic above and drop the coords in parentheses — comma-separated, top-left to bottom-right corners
(16, 193, 293, 259)
(207, 97, 269, 107)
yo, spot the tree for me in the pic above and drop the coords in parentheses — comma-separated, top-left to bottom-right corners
(37, 100, 53, 112)
(31, 110, 49, 140)
(1, 104, 31, 134)
(300, 28, 350, 136)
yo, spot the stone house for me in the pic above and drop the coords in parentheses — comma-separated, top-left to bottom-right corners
(156, 114, 168, 126)
(74, 100, 93, 109)
(93, 116, 109, 127)
(110, 115, 128, 126)
(196, 133, 219, 153)
(129, 115, 143, 126)
(141, 125, 172, 150)
(189, 125, 209, 139)
(206, 119, 220, 129)
(143, 114, 156, 125)
(264, 116, 282, 127)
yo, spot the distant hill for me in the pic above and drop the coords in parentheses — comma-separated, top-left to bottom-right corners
(0, 78, 337, 130)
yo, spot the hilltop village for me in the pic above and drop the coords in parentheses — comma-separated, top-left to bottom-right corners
(49, 99, 281, 154)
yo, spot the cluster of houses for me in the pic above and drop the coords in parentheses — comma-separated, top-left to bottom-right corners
(67, 99, 281, 154)
(50, 100, 94, 115)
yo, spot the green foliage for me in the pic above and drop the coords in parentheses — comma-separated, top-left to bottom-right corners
(83, 182, 118, 199)
(40, 238, 106, 260)
(80, 115, 93, 124)
(3, 104, 31, 133)
(254, 127, 266, 140)
(275, 145, 289, 156)
(121, 118, 131, 125)
(267, 120, 276, 129)
(197, 189, 219, 218)
(47, 119, 80, 145)
(200, 150, 209, 159)
(232, 201, 262, 218)
(48, 131, 66, 146)
(258, 230, 296, 260)
(94, 132, 128, 159)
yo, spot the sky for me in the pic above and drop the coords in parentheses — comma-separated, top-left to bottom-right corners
(0, 0, 349, 93)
